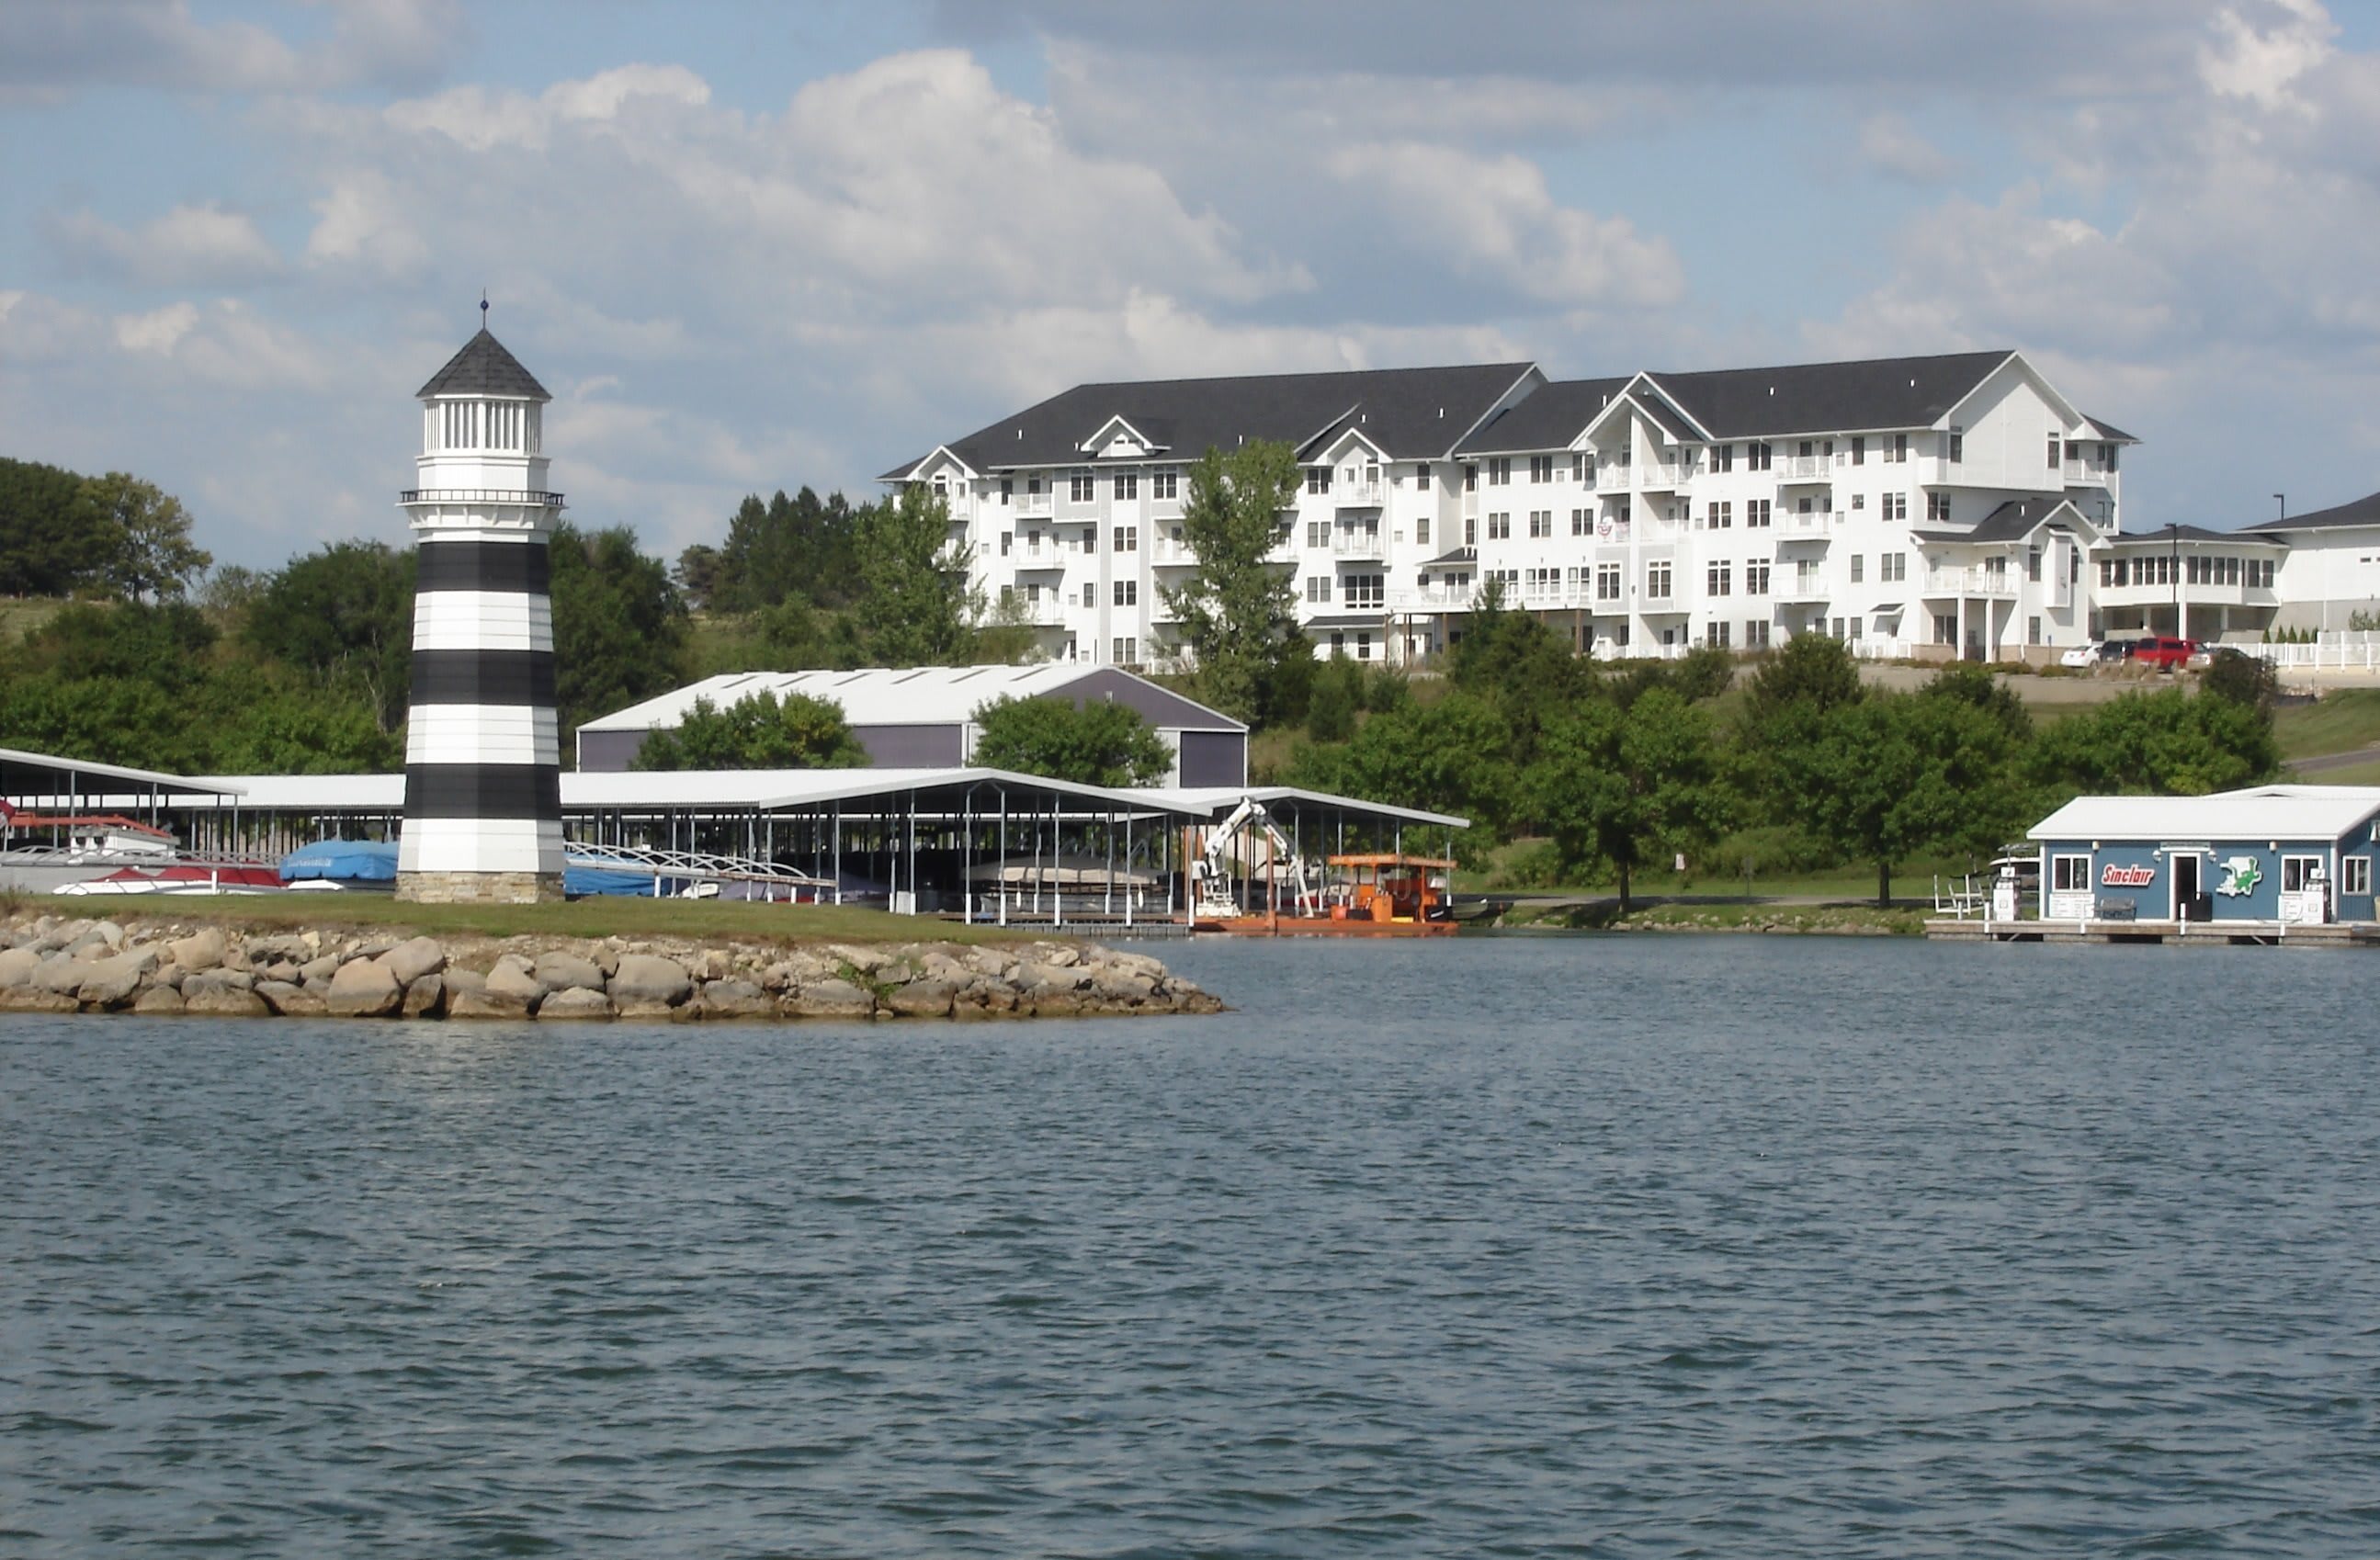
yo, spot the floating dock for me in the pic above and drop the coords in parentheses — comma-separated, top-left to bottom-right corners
(1926, 916, 2380, 946)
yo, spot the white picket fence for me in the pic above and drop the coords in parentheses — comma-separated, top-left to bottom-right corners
(2230, 631, 2380, 672)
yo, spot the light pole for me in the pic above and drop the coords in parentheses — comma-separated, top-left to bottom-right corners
(2169, 521, 2182, 640)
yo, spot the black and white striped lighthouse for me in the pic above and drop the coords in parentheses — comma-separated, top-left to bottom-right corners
(394, 305, 566, 903)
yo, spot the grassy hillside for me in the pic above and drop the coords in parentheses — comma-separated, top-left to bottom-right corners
(2276, 689, 2380, 763)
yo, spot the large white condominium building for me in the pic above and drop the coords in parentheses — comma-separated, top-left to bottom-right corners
(883, 350, 2138, 665)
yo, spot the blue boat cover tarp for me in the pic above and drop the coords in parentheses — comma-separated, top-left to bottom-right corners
(563, 865, 691, 898)
(279, 838, 400, 884)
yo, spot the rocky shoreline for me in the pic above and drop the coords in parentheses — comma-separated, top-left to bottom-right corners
(0, 911, 1225, 1022)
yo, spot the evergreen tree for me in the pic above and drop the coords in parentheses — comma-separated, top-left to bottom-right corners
(1160, 441, 1306, 725)
(853, 484, 976, 667)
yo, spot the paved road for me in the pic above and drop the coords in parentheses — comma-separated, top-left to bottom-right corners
(2289, 743, 2380, 774)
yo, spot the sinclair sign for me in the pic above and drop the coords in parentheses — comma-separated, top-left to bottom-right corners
(2100, 863, 2157, 887)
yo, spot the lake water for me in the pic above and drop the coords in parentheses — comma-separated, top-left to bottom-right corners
(4, 935, 2378, 1557)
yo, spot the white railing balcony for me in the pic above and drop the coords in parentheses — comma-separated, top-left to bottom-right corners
(1334, 480, 1386, 507)
(1332, 531, 1387, 559)
(1150, 537, 1198, 566)
(1780, 456, 1832, 484)
(1780, 512, 1834, 538)
(1016, 492, 1052, 516)
(1640, 461, 1689, 491)
(1595, 464, 1634, 492)
(2066, 458, 2115, 487)
(1519, 582, 1588, 607)
(1013, 548, 1065, 571)
(1384, 586, 1475, 612)
(1003, 598, 1067, 626)
(1915, 457, 1956, 485)
(1924, 567, 2017, 596)
(1775, 574, 1830, 604)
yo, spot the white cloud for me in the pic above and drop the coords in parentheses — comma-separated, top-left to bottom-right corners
(1325, 141, 1683, 311)
(303, 171, 430, 277)
(0, 0, 464, 96)
(50, 202, 285, 288)
(1859, 113, 1959, 184)
(2199, 0, 2337, 108)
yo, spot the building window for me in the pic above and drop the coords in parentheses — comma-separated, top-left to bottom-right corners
(1345, 573, 1385, 608)
(1851, 435, 1866, 466)
(1881, 493, 1907, 522)
(1113, 637, 1137, 664)
(1114, 579, 1137, 606)
(1849, 616, 1864, 639)
(1529, 510, 1553, 537)
(1744, 441, 1769, 472)
(999, 532, 1013, 557)
(1596, 564, 1622, 601)
(1529, 455, 1555, 483)
(1706, 501, 1731, 529)
(1306, 467, 1332, 494)
(1306, 575, 1331, 603)
(1083, 525, 1098, 553)
(2345, 856, 2372, 896)
(1707, 560, 1732, 596)
(1881, 553, 1906, 582)
(1464, 464, 1479, 492)
(1706, 621, 1731, 648)
(2027, 548, 2043, 582)
(1307, 521, 1326, 548)
(1888, 434, 1908, 464)
(1745, 619, 1771, 649)
(1071, 470, 1094, 503)
(1465, 515, 1478, 547)
(1114, 526, 1138, 552)
(1153, 469, 1178, 500)
(2028, 615, 2042, 645)
(1927, 492, 1952, 523)
(1746, 499, 1772, 528)
(1489, 457, 1512, 486)
(1647, 561, 1672, 600)
(1416, 464, 1432, 491)
(999, 478, 1014, 504)
(1115, 472, 1139, 501)
(2052, 854, 2090, 893)
(1746, 560, 1771, 595)
(1488, 512, 1512, 540)
(2047, 434, 2062, 469)
(1852, 492, 1866, 511)
(2283, 855, 2324, 893)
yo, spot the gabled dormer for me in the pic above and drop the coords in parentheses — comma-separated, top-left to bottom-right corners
(1079, 414, 1168, 459)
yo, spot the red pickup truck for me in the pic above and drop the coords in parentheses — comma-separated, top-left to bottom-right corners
(2130, 635, 2200, 670)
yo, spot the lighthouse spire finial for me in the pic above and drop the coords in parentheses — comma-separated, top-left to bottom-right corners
(480, 289, 489, 326)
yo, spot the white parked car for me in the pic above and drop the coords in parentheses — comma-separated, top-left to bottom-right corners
(2059, 641, 2103, 669)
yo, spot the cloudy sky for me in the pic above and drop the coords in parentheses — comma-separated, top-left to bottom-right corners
(5, 0, 2378, 572)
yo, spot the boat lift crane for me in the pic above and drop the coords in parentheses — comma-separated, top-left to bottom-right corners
(1190, 796, 1320, 921)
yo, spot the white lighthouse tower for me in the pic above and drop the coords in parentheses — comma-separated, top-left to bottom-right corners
(393, 302, 566, 903)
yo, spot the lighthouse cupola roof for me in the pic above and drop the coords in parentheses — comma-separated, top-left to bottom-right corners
(416, 323, 550, 403)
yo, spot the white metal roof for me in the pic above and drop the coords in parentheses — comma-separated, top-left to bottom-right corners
(175, 767, 1212, 818)
(578, 664, 1243, 733)
(2029, 786, 2380, 843)
(3, 745, 244, 797)
(1146, 785, 1472, 830)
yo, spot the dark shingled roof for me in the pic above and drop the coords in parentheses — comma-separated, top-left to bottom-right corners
(2103, 523, 2284, 546)
(2243, 489, 2380, 535)
(2085, 414, 2138, 444)
(1913, 496, 2088, 546)
(1455, 377, 1630, 454)
(417, 328, 550, 401)
(899, 362, 1539, 479)
(1642, 349, 2016, 439)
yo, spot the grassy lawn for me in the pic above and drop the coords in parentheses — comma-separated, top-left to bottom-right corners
(0, 891, 1042, 947)
(1498, 899, 1927, 935)
(2276, 689, 2380, 762)
(1458, 834, 1983, 903)
(0, 595, 69, 645)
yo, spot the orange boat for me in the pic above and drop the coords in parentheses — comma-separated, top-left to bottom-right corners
(1197, 853, 1461, 937)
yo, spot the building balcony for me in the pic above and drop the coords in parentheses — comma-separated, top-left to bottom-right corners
(1334, 480, 1386, 508)
(400, 488, 565, 507)
(2065, 458, 2117, 487)
(1015, 492, 1052, 517)
(1003, 597, 1068, 626)
(1013, 550, 1066, 571)
(1331, 530, 1387, 560)
(1779, 457, 1832, 485)
(1150, 537, 1199, 567)
(1383, 585, 1476, 613)
(1639, 461, 1692, 492)
(1775, 574, 1830, 604)
(1924, 567, 2018, 597)
(1594, 464, 1634, 492)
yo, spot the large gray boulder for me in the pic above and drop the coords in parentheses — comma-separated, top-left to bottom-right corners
(184, 986, 269, 1017)
(167, 927, 226, 971)
(33, 954, 88, 997)
(609, 954, 691, 1007)
(401, 974, 446, 1019)
(448, 986, 531, 1020)
(182, 967, 254, 997)
(382, 936, 446, 987)
(325, 958, 402, 1018)
(256, 979, 325, 1017)
(884, 979, 957, 1019)
(698, 978, 772, 1019)
(0, 946, 40, 989)
(533, 951, 605, 992)
(484, 955, 546, 1005)
(75, 950, 159, 1009)
(132, 985, 186, 1014)
(536, 985, 614, 1022)
(0, 987, 79, 1012)
(784, 978, 876, 1019)
(297, 954, 344, 989)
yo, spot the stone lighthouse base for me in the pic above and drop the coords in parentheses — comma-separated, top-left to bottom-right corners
(395, 870, 566, 905)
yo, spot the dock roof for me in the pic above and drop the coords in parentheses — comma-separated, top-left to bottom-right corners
(578, 664, 1245, 735)
(2029, 785, 2380, 843)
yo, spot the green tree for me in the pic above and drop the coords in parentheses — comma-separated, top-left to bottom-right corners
(550, 522, 689, 736)
(1743, 631, 1863, 729)
(1526, 688, 1728, 910)
(854, 484, 977, 667)
(2200, 649, 2281, 721)
(2030, 688, 2278, 797)
(1450, 574, 1591, 763)
(1306, 654, 1362, 742)
(631, 689, 867, 771)
(1293, 691, 1519, 861)
(198, 564, 268, 618)
(674, 543, 724, 612)
(969, 695, 1173, 786)
(242, 541, 416, 729)
(82, 472, 210, 602)
(1161, 441, 1305, 725)
(1793, 689, 2031, 906)
(0, 458, 113, 595)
